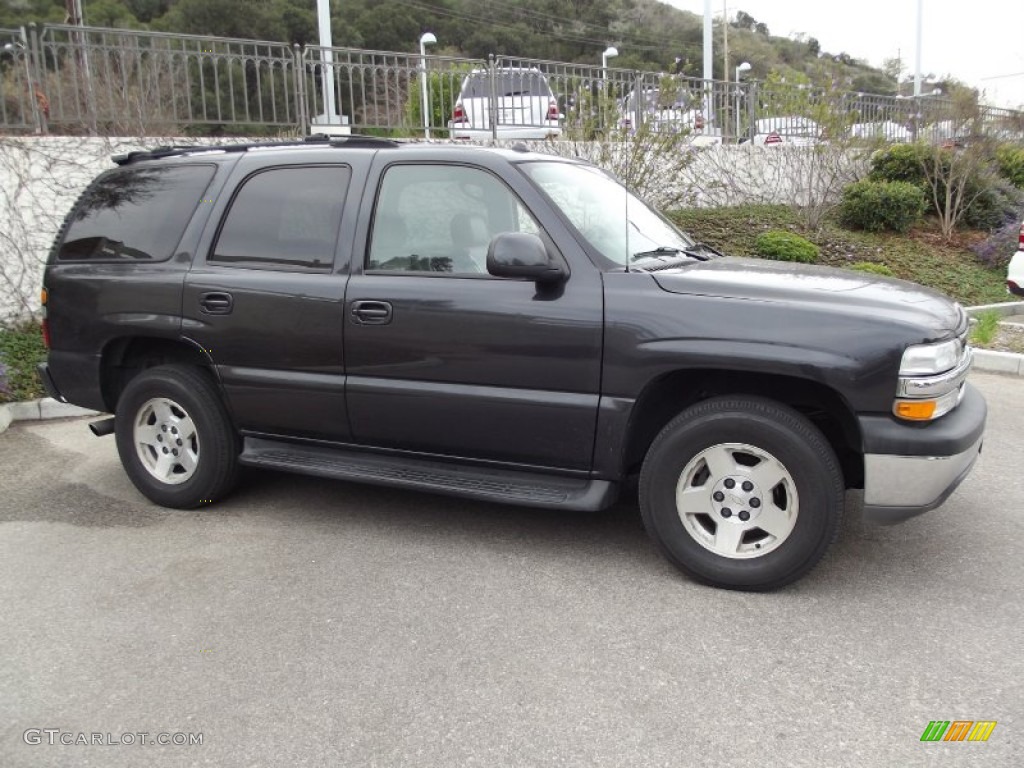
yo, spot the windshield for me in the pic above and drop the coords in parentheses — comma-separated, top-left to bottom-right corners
(518, 161, 694, 267)
(461, 71, 553, 99)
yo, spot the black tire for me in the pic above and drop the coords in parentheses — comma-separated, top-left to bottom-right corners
(639, 396, 843, 591)
(114, 365, 239, 509)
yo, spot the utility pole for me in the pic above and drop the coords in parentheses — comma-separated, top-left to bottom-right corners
(317, 0, 338, 123)
(722, 0, 729, 84)
(914, 0, 922, 97)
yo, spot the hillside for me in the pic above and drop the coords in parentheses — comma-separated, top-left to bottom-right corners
(0, 0, 929, 95)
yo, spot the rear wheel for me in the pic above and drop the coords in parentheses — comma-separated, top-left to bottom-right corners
(115, 366, 239, 508)
(639, 396, 843, 590)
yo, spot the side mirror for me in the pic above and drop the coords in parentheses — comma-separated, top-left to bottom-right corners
(486, 232, 565, 284)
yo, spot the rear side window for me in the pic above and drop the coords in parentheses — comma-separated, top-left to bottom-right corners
(58, 165, 215, 262)
(211, 166, 349, 270)
(461, 72, 553, 99)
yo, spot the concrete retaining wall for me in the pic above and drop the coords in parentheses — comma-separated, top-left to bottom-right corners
(0, 136, 866, 324)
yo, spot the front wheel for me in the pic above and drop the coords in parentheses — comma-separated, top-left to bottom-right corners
(115, 365, 239, 509)
(639, 396, 843, 591)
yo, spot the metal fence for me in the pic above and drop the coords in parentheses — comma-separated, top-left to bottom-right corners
(2, 23, 1023, 144)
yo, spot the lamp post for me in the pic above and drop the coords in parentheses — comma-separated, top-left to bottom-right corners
(734, 61, 750, 140)
(601, 45, 618, 74)
(419, 32, 437, 139)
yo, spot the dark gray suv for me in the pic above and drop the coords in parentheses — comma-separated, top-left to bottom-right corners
(38, 136, 985, 590)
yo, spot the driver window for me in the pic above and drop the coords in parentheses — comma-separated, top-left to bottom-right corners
(368, 165, 541, 275)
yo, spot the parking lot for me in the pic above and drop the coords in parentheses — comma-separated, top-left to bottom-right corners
(1, 370, 1020, 767)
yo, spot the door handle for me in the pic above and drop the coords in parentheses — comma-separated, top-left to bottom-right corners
(199, 291, 234, 315)
(351, 300, 393, 325)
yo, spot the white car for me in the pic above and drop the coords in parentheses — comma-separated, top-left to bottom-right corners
(1007, 220, 1024, 297)
(850, 121, 912, 143)
(448, 68, 562, 140)
(752, 116, 823, 146)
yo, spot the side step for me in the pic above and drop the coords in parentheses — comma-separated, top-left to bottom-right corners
(239, 437, 618, 512)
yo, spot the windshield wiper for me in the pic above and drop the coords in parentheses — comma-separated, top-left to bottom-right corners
(631, 244, 720, 264)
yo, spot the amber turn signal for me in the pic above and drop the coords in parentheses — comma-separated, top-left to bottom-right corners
(894, 400, 937, 421)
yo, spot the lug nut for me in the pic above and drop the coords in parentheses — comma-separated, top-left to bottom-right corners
(161, 425, 167, 432)
(172, 449, 178, 456)
(162, 447, 168, 454)
(724, 478, 735, 489)
(176, 439, 182, 446)
(750, 498, 761, 509)
(157, 435, 163, 442)
(742, 481, 753, 492)
(738, 510, 750, 521)
(721, 508, 732, 518)
(713, 491, 724, 502)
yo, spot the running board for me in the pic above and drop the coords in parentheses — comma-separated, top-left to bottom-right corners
(239, 437, 618, 512)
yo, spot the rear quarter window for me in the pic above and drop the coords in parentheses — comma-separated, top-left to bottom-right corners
(58, 164, 215, 262)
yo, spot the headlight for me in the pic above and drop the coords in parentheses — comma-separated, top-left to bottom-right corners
(899, 339, 961, 376)
(893, 338, 971, 422)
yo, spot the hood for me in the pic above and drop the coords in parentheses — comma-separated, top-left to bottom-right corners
(649, 257, 964, 339)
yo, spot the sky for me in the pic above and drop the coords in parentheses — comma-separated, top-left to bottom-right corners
(663, 0, 1024, 109)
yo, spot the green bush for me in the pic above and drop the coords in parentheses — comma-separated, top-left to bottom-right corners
(755, 230, 819, 263)
(839, 180, 926, 233)
(868, 143, 932, 186)
(962, 176, 1023, 230)
(996, 145, 1024, 189)
(0, 322, 47, 402)
(849, 262, 895, 276)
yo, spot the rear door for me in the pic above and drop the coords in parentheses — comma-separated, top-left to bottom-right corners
(182, 151, 367, 441)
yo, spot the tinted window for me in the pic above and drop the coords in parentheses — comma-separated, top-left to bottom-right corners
(368, 164, 541, 275)
(59, 165, 214, 262)
(212, 166, 349, 269)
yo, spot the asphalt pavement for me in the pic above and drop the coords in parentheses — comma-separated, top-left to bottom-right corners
(1, 371, 1021, 767)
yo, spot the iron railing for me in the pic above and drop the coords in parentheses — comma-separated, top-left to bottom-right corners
(2, 22, 1023, 144)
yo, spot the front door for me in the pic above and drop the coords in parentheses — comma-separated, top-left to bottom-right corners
(344, 161, 603, 471)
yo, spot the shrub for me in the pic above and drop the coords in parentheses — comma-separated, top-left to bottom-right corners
(839, 179, 926, 232)
(0, 322, 47, 402)
(996, 145, 1024, 189)
(868, 143, 932, 186)
(755, 230, 819, 263)
(962, 176, 1023, 231)
(849, 262, 895, 276)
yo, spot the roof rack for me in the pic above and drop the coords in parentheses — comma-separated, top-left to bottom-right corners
(112, 134, 401, 166)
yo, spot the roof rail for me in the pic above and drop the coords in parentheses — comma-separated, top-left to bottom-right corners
(112, 135, 401, 166)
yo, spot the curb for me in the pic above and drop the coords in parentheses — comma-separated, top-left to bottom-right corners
(965, 302, 1024, 377)
(0, 398, 101, 436)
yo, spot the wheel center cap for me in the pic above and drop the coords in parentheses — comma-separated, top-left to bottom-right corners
(711, 475, 762, 522)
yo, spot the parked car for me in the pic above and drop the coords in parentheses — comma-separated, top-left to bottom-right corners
(618, 87, 702, 132)
(1007, 219, 1024, 296)
(448, 67, 562, 140)
(753, 116, 823, 146)
(850, 121, 912, 143)
(38, 136, 985, 590)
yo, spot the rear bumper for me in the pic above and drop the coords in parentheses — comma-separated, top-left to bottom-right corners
(449, 125, 562, 141)
(37, 362, 65, 402)
(860, 383, 986, 524)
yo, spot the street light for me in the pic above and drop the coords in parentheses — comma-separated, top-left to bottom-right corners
(602, 45, 618, 73)
(419, 32, 437, 139)
(734, 61, 751, 141)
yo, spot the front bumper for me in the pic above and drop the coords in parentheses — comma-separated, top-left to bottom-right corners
(860, 382, 986, 524)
